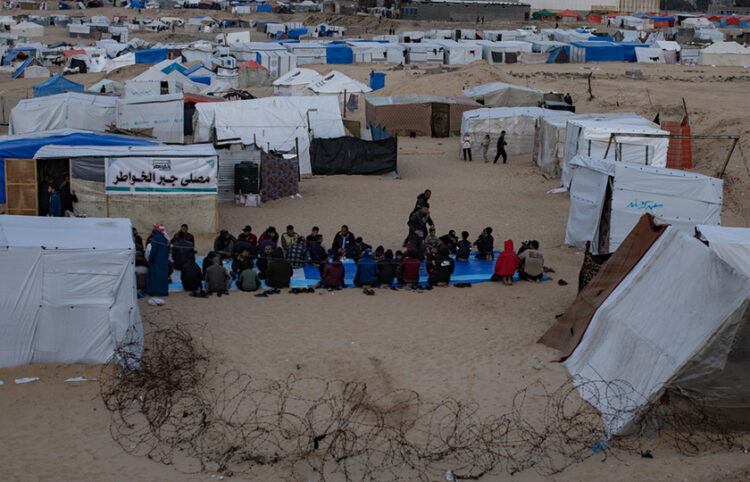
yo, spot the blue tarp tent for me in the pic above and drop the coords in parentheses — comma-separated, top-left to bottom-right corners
(183, 64, 212, 85)
(326, 45, 353, 64)
(129, 0, 144, 7)
(257, 4, 271, 12)
(286, 28, 308, 39)
(546, 46, 570, 63)
(616, 41, 649, 62)
(33, 75, 83, 97)
(571, 41, 624, 62)
(3, 48, 37, 66)
(161, 62, 186, 74)
(135, 48, 168, 64)
(0, 131, 157, 204)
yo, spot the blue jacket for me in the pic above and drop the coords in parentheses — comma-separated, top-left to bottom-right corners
(48, 191, 63, 217)
(355, 255, 377, 284)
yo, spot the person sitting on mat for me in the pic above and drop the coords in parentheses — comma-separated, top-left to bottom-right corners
(205, 256, 231, 295)
(456, 231, 472, 262)
(354, 248, 377, 287)
(428, 246, 454, 287)
(400, 250, 421, 288)
(256, 244, 273, 280)
(313, 254, 346, 290)
(265, 247, 293, 290)
(518, 240, 544, 283)
(491, 240, 519, 286)
(237, 264, 261, 292)
(474, 227, 494, 260)
(377, 249, 397, 287)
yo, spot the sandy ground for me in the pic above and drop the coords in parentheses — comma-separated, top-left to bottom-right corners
(1, 12, 750, 482)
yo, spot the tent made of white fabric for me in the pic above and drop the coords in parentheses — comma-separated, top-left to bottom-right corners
(635, 47, 665, 63)
(696, 225, 750, 278)
(272, 67, 322, 96)
(462, 81, 545, 108)
(88, 78, 125, 94)
(307, 71, 372, 98)
(695, 28, 725, 42)
(460, 107, 570, 156)
(0, 215, 143, 368)
(193, 95, 345, 175)
(564, 226, 750, 436)
(561, 117, 668, 187)
(429, 39, 482, 65)
(105, 52, 136, 73)
(682, 17, 713, 28)
(9, 93, 117, 135)
(655, 40, 680, 52)
(11, 21, 45, 37)
(700, 41, 750, 67)
(116, 93, 184, 144)
(473, 40, 533, 65)
(565, 155, 722, 254)
(534, 113, 645, 178)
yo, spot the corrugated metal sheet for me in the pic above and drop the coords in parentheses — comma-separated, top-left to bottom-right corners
(217, 147, 260, 202)
(526, 0, 616, 10)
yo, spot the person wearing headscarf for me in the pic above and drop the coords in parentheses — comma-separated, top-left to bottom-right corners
(428, 246, 454, 287)
(492, 240, 519, 286)
(146, 223, 170, 296)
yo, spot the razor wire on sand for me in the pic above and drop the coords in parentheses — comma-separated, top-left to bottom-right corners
(100, 317, 747, 481)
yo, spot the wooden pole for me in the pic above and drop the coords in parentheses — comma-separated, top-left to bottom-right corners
(718, 137, 739, 179)
(603, 132, 615, 159)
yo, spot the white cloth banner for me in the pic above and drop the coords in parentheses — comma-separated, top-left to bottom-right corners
(105, 157, 217, 195)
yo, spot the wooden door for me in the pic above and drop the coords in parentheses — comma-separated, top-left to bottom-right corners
(5, 158, 37, 216)
(430, 103, 450, 138)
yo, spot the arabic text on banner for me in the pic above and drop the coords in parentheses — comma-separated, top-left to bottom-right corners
(105, 157, 217, 195)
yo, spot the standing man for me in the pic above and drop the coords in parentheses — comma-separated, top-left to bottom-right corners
(59, 175, 77, 215)
(146, 223, 170, 296)
(414, 189, 431, 212)
(462, 132, 472, 162)
(407, 203, 431, 260)
(47, 185, 63, 217)
(493, 130, 508, 164)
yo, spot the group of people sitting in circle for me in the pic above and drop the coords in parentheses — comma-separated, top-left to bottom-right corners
(131, 189, 545, 297)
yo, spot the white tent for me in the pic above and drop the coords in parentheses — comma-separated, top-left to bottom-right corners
(561, 117, 669, 188)
(696, 225, 750, 278)
(462, 82, 545, 107)
(307, 71, 372, 103)
(534, 113, 645, 178)
(0, 215, 143, 368)
(460, 107, 570, 157)
(116, 94, 184, 144)
(193, 96, 345, 176)
(430, 39, 482, 65)
(11, 21, 44, 38)
(655, 40, 680, 52)
(563, 225, 750, 436)
(699, 41, 750, 67)
(273, 67, 322, 96)
(635, 47, 665, 63)
(9, 93, 117, 135)
(88, 78, 125, 94)
(565, 155, 722, 254)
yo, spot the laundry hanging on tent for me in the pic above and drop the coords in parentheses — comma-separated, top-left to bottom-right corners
(260, 150, 299, 201)
(346, 93, 358, 112)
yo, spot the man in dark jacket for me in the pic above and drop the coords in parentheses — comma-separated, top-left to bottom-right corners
(376, 250, 397, 286)
(146, 223, 170, 296)
(180, 259, 203, 294)
(314, 255, 345, 289)
(171, 224, 195, 245)
(47, 185, 63, 217)
(474, 227, 495, 260)
(413, 189, 431, 212)
(265, 247, 293, 289)
(213, 230, 235, 260)
(493, 130, 508, 164)
(407, 204, 431, 260)
(205, 257, 231, 295)
(172, 231, 195, 270)
(332, 225, 356, 256)
(59, 175, 77, 214)
(428, 246, 455, 286)
(354, 249, 377, 286)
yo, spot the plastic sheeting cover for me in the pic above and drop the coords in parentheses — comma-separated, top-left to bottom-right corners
(310, 136, 397, 175)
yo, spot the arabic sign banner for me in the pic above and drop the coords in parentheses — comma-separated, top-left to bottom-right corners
(105, 157, 217, 195)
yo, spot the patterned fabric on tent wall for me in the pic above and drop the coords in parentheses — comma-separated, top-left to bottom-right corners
(260, 150, 299, 201)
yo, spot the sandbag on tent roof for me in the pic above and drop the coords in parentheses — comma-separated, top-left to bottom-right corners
(460, 107, 571, 157)
(273, 67, 322, 95)
(564, 155, 722, 255)
(10, 93, 116, 135)
(561, 116, 669, 188)
(33, 75, 84, 97)
(462, 82, 545, 108)
(696, 225, 750, 278)
(554, 219, 750, 436)
(0, 215, 143, 368)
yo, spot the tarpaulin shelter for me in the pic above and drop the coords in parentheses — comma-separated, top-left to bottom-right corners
(310, 136, 397, 175)
(326, 45, 354, 64)
(10, 93, 115, 135)
(561, 116, 669, 187)
(556, 9, 579, 21)
(462, 82, 545, 107)
(461, 107, 571, 157)
(272, 67, 322, 95)
(564, 155, 722, 254)
(116, 94, 184, 144)
(32, 75, 83, 97)
(238, 59, 270, 87)
(307, 70, 372, 103)
(532, 9, 556, 19)
(366, 95, 480, 137)
(11, 21, 45, 37)
(696, 225, 750, 278)
(542, 215, 750, 436)
(546, 46, 569, 63)
(699, 41, 750, 66)
(134, 48, 168, 64)
(635, 47, 665, 63)
(87, 78, 125, 94)
(0, 215, 143, 368)
(183, 64, 215, 85)
(12, 57, 50, 79)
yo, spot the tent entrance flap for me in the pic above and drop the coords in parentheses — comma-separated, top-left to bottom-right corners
(5, 158, 37, 215)
(37, 158, 69, 192)
(430, 103, 450, 138)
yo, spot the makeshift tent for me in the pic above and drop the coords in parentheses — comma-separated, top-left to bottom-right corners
(134, 48, 168, 64)
(33, 75, 84, 97)
(461, 107, 570, 157)
(0, 215, 143, 368)
(556, 9, 579, 21)
(307, 70, 372, 99)
(260, 149, 298, 202)
(193, 96, 346, 175)
(532, 9, 556, 19)
(544, 217, 750, 436)
(238, 60, 270, 87)
(546, 46, 569, 63)
(87, 79, 125, 94)
(635, 47, 665, 63)
(534, 113, 644, 178)
(570, 41, 625, 62)
(310, 137, 397, 175)
(116, 94, 184, 144)
(272, 67, 322, 95)
(33, 144, 218, 234)
(10, 93, 116, 135)
(366, 95, 480, 137)
(564, 155, 722, 254)
(326, 45, 353, 64)
(0, 130, 156, 206)
(699, 41, 750, 66)
(561, 116, 669, 187)
(11, 21, 44, 37)
(13, 57, 50, 79)
(696, 225, 750, 278)
(462, 82, 545, 107)
(183, 64, 215, 85)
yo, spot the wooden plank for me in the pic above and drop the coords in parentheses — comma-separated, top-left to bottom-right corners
(4, 158, 38, 216)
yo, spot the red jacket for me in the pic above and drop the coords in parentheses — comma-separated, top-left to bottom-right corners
(322, 260, 345, 287)
(494, 240, 519, 277)
(401, 257, 421, 282)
